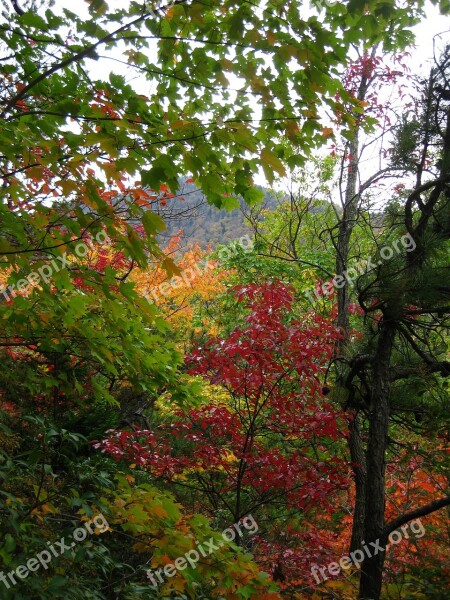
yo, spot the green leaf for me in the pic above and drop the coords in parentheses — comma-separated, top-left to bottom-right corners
(20, 12, 48, 29)
(142, 210, 166, 237)
(4, 533, 16, 553)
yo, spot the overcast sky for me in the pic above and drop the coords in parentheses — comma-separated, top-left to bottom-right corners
(410, 2, 449, 73)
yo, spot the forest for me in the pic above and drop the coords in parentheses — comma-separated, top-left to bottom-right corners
(0, 0, 449, 599)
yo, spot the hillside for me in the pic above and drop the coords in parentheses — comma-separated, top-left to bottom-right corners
(154, 182, 279, 248)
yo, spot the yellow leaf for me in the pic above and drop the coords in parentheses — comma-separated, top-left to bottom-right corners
(221, 58, 234, 70)
(303, 108, 319, 119)
(295, 48, 313, 64)
(132, 542, 149, 553)
(260, 148, 286, 178)
(170, 577, 186, 592)
(171, 119, 191, 130)
(322, 127, 334, 138)
(60, 179, 78, 195)
(27, 166, 45, 180)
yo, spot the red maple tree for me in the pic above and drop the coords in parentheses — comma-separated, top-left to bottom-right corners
(98, 282, 348, 530)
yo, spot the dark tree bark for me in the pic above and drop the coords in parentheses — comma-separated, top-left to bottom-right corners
(358, 323, 395, 599)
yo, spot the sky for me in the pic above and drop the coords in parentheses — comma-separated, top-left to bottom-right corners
(410, 2, 449, 73)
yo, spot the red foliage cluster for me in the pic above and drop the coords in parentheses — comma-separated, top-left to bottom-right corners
(333, 51, 410, 134)
(0, 397, 19, 417)
(253, 522, 348, 589)
(71, 235, 130, 292)
(90, 89, 120, 119)
(93, 427, 177, 475)
(97, 281, 348, 511)
(33, 390, 75, 414)
(91, 247, 127, 273)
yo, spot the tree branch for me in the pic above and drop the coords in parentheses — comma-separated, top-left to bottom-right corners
(390, 360, 450, 381)
(10, 0, 24, 15)
(383, 495, 450, 537)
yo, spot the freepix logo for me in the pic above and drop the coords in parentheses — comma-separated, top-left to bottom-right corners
(147, 515, 259, 588)
(310, 518, 425, 584)
(0, 229, 110, 303)
(0, 513, 109, 590)
(145, 235, 254, 304)
(305, 233, 416, 305)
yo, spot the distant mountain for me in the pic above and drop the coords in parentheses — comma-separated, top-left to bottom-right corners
(153, 182, 278, 249)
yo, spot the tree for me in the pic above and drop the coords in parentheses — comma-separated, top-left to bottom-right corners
(98, 281, 350, 587)
(0, 0, 429, 410)
(132, 234, 227, 348)
(354, 45, 450, 599)
(330, 47, 411, 556)
(244, 47, 412, 558)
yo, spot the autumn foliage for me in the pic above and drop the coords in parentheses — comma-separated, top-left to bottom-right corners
(98, 281, 352, 587)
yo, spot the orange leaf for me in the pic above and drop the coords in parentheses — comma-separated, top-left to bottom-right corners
(286, 120, 300, 138)
(267, 31, 276, 45)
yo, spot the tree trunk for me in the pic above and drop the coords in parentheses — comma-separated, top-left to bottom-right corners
(335, 113, 370, 553)
(334, 110, 366, 552)
(334, 59, 374, 552)
(348, 413, 367, 552)
(335, 129, 360, 336)
(358, 323, 395, 600)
